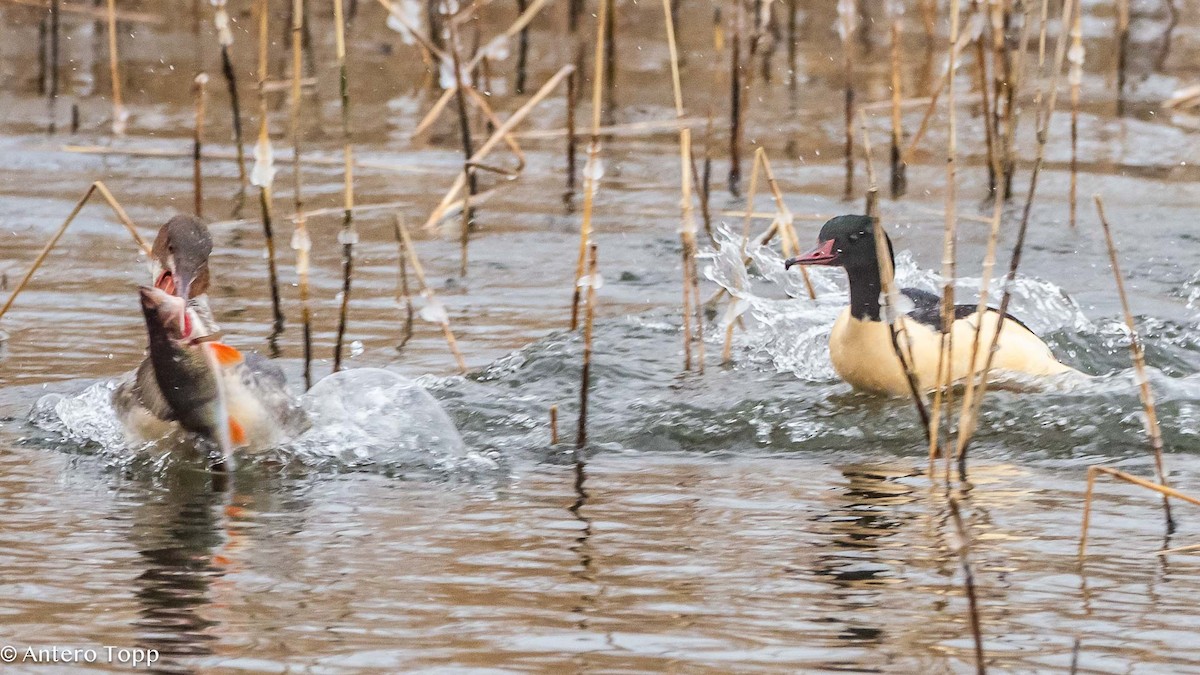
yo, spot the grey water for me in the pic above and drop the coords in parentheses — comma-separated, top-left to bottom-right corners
(2, 1, 1200, 672)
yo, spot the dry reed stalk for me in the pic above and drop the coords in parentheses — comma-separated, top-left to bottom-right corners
(960, 0, 1076, 455)
(662, 0, 703, 372)
(1068, 5, 1083, 227)
(576, 243, 599, 448)
(927, 0, 963, 466)
(515, 0, 529, 94)
(568, 0, 608, 330)
(5, 0, 163, 23)
(421, 66, 574, 232)
(887, 0, 905, 198)
(333, 0, 357, 372)
(947, 497, 987, 675)
(212, 0, 248, 187)
(290, 0, 313, 389)
(1095, 195, 1173, 526)
(190, 75, 209, 219)
(462, 89, 526, 169)
(602, 0, 615, 125)
(837, 0, 858, 201)
(396, 221, 468, 373)
(392, 215, 415, 351)
(47, 0, 59, 133)
(104, 0, 126, 135)
(0, 182, 151, 322)
(60, 144, 441, 175)
(727, 0, 744, 196)
(862, 114, 931, 436)
(444, 14, 478, 276)
(971, 5, 998, 196)
(988, 0, 1011, 193)
(1116, 0, 1129, 115)
(516, 117, 702, 140)
(899, 3, 982, 168)
(252, 0, 284, 334)
(377, 0, 446, 58)
(786, 0, 797, 94)
(999, 0, 1033, 201)
(565, 70, 578, 206)
(953, 155, 1007, 467)
(859, 112, 879, 218)
(694, 112, 716, 244)
(550, 404, 559, 445)
(1080, 466, 1200, 556)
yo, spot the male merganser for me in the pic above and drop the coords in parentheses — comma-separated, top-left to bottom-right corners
(784, 214, 1077, 395)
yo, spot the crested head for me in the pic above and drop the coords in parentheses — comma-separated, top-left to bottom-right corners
(785, 214, 895, 322)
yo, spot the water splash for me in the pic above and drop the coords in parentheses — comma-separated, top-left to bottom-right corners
(26, 369, 490, 476)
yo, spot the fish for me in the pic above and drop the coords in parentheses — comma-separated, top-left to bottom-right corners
(136, 285, 241, 467)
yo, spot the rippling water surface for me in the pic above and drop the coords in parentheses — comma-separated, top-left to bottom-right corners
(2, 1, 1200, 672)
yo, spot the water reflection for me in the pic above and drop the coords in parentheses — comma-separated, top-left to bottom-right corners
(806, 463, 921, 648)
(127, 468, 228, 674)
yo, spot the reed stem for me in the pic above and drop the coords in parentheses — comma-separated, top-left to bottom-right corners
(333, 0, 357, 372)
(577, 243, 598, 449)
(213, 0, 248, 188)
(253, 0, 285, 336)
(397, 221, 468, 373)
(290, 0, 313, 390)
(192, 73, 208, 218)
(104, 0, 126, 135)
(1095, 195, 1174, 528)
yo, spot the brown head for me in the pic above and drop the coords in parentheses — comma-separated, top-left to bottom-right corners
(152, 215, 212, 301)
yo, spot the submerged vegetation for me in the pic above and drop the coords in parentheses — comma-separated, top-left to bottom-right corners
(1, 0, 1200, 670)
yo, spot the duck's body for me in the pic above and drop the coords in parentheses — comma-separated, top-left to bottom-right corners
(787, 215, 1078, 396)
(113, 216, 305, 454)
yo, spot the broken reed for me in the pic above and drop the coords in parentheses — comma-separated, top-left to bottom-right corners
(1080, 467, 1200, 557)
(253, 0, 285, 335)
(0, 182, 151, 322)
(726, 0, 744, 196)
(289, 0, 313, 390)
(1094, 195, 1173, 526)
(333, 0, 357, 372)
(396, 220, 468, 372)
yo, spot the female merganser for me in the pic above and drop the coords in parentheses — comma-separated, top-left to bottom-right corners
(784, 214, 1077, 395)
(114, 287, 306, 455)
(113, 216, 305, 452)
(151, 214, 220, 338)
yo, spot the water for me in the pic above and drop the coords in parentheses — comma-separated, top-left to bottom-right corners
(2, 1, 1200, 672)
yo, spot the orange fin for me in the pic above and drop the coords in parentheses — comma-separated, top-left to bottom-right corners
(209, 342, 244, 367)
(228, 417, 246, 446)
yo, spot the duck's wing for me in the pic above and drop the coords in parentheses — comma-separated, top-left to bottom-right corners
(228, 353, 311, 436)
(899, 287, 1034, 333)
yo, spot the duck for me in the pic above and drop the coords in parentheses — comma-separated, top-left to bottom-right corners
(149, 214, 220, 338)
(784, 214, 1078, 396)
(113, 216, 306, 453)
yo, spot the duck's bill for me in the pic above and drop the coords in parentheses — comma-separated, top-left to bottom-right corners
(784, 239, 839, 268)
